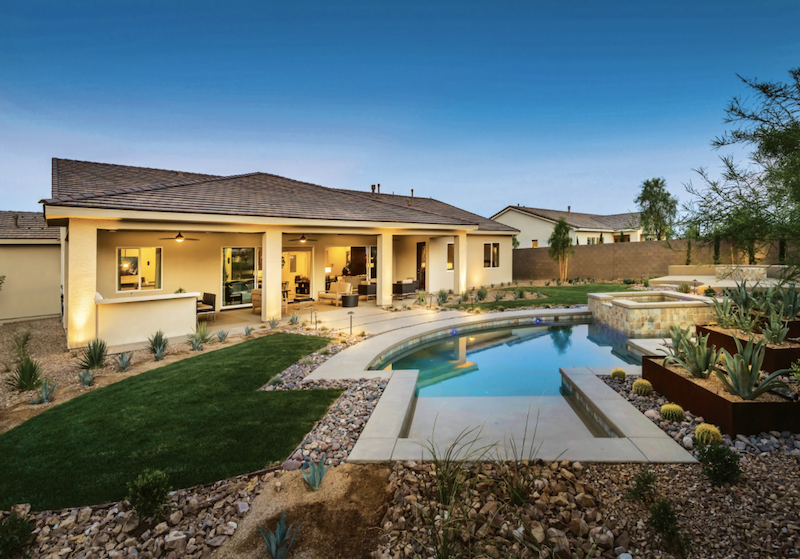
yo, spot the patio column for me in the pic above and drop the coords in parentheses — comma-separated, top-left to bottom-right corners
(454, 230, 467, 294)
(376, 232, 393, 307)
(261, 229, 283, 322)
(66, 219, 98, 348)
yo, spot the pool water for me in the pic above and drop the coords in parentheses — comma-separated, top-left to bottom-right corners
(383, 322, 639, 398)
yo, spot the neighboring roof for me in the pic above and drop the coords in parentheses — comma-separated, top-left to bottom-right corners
(44, 159, 512, 231)
(42, 159, 516, 232)
(492, 206, 640, 231)
(0, 211, 61, 240)
(52, 158, 220, 199)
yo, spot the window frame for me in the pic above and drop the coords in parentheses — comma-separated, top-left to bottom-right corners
(446, 243, 454, 271)
(116, 246, 163, 293)
(483, 242, 500, 268)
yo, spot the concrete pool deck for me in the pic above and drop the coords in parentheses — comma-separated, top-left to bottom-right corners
(303, 307, 694, 464)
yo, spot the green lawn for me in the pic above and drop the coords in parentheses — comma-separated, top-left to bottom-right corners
(0, 334, 340, 510)
(449, 283, 634, 311)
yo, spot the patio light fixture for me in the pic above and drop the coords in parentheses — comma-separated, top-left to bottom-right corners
(693, 279, 698, 294)
(348, 311, 355, 335)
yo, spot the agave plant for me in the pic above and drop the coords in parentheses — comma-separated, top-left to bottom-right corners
(148, 330, 169, 361)
(437, 289, 449, 305)
(782, 286, 800, 320)
(268, 317, 280, 329)
(257, 511, 301, 559)
(115, 351, 133, 372)
(725, 279, 757, 317)
(415, 291, 427, 305)
(710, 295, 736, 329)
(733, 308, 759, 333)
(189, 338, 204, 351)
(79, 339, 108, 370)
(5, 356, 43, 391)
(217, 330, 229, 342)
(288, 312, 300, 326)
(664, 333, 719, 379)
(660, 324, 691, 361)
(31, 380, 57, 404)
(761, 307, 789, 345)
(494, 292, 504, 302)
(476, 287, 488, 302)
(188, 323, 214, 346)
(244, 325, 254, 336)
(302, 453, 331, 491)
(512, 289, 521, 301)
(78, 369, 96, 387)
(715, 337, 789, 400)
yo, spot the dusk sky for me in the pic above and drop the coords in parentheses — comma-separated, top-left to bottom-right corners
(1, 1, 797, 216)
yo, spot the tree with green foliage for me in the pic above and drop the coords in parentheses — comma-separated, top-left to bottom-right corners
(635, 178, 678, 241)
(548, 218, 574, 283)
(511, 235, 519, 250)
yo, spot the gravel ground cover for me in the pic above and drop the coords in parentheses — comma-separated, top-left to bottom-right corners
(604, 377, 800, 456)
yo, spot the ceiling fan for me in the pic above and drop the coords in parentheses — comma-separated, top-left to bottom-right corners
(287, 234, 317, 243)
(159, 231, 199, 243)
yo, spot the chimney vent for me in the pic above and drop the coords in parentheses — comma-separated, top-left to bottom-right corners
(411, 188, 414, 198)
(377, 183, 380, 194)
(371, 184, 376, 193)
(568, 206, 571, 213)
(13, 214, 20, 228)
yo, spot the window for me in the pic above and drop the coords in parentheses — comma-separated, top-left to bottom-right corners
(587, 237, 600, 245)
(531, 240, 539, 248)
(118, 247, 162, 292)
(447, 243, 454, 270)
(483, 243, 500, 268)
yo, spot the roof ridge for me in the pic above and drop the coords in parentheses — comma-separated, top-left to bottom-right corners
(331, 188, 479, 226)
(52, 157, 222, 178)
(42, 172, 261, 204)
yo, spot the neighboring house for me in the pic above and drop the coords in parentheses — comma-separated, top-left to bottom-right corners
(0, 211, 63, 323)
(490, 206, 643, 248)
(37, 159, 517, 348)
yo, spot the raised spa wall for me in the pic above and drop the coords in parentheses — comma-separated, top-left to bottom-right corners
(588, 291, 715, 338)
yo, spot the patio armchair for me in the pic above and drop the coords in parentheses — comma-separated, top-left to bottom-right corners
(358, 279, 377, 300)
(197, 293, 216, 321)
(318, 281, 352, 306)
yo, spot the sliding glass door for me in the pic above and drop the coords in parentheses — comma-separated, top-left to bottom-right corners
(222, 247, 256, 308)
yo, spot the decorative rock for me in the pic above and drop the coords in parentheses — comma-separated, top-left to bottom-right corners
(168, 510, 183, 526)
(236, 502, 250, 514)
(281, 460, 302, 471)
(682, 436, 694, 450)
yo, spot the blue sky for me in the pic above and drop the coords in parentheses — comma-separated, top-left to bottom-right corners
(1, 1, 797, 216)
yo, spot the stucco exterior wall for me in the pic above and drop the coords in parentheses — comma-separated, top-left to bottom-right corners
(96, 294, 198, 347)
(493, 210, 557, 248)
(0, 244, 62, 323)
(467, 235, 513, 289)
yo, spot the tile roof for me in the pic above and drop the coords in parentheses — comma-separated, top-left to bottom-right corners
(44, 159, 513, 231)
(52, 158, 219, 199)
(499, 206, 640, 231)
(0, 211, 61, 240)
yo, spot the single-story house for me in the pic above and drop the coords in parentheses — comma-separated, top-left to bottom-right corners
(0, 211, 63, 323)
(36, 159, 517, 348)
(490, 205, 643, 248)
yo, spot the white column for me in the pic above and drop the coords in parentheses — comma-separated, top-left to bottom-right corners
(262, 229, 283, 322)
(454, 230, 467, 295)
(67, 219, 98, 348)
(376, 232, 394, 307)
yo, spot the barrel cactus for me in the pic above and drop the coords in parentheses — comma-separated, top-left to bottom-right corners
(660, 404, 684, 423)
(632, 379, 653, 396)
(694, 423, 723, 446)
(610, 368, 626, 380)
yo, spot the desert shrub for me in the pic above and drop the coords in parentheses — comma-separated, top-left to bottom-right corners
(244, 325, 254, 336)
(694, 423, 723, 446)
(676, 282, 691, 294)
(267, 376, 284, 387)
(697, 442, 741, 486)
(0, 512, 34, 559)
(476, 287, 488, 302)
(147, 330, 169, 360)
(115, 351, 133, 372)
(258, 511, 301, 559)
(793, 360, 800, 382)
(544, 281, 550, 286)
(415, 291, 427, 305)
(359, 330, 367, 337)
(31, 380, 57, 404)
(704, 287, 717, 297)
(79, 339, 108, 370)
(174, 287, 186, 293)
(5, 357, 43, 391)
(660, 404, 684, 422)
(648, 498, 688, 558)
(78, 369, 96, 388)
(268, 317, 280, 330)
(437, 289, 449, 305)
(217, 330, 229, 342)
(632, 379, 653, 396)
(299, 357, 314, 366)
(626, 467, 657, 500)
(643, 278, 650, 288)
(126, 469, 171, 521)
(11, 331, 32, 363)
(622, 278, 636, 285)
(494, 292, 504, 302)
(188, 323, 214, 347)
(610, 368, 626, 380)
(289, 312, 300, 326)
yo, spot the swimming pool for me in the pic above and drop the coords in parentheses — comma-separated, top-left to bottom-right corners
(382, 322, 640, 398)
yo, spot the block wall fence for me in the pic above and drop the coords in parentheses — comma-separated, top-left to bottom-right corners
(512, 239, 781, 282)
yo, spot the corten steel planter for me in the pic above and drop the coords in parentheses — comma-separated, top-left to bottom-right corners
(696, 325, 800, 373)
(787, 319, 800, 339)
(642, 356, 800, 436)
